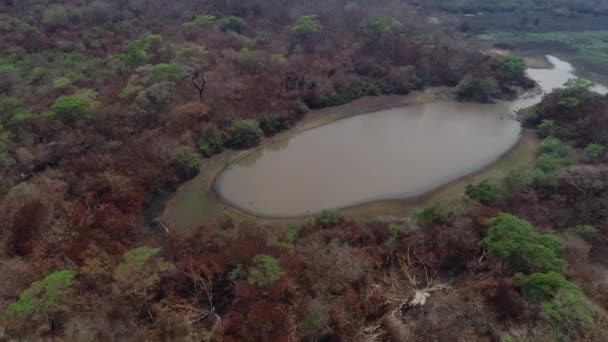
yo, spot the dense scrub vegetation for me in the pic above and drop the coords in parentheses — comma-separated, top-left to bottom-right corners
(417, 0, 608, 16)
(1, 0, 608, 340)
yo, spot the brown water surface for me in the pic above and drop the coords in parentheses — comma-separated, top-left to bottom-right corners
(215, 55, 607, 217)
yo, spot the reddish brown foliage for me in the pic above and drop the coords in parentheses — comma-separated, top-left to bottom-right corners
(8, 200, 47, 257)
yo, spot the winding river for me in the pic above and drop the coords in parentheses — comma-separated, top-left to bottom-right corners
(214, 56, 607, 217)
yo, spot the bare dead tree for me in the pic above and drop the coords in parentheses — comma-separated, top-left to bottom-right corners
(191, 70, 207, 102)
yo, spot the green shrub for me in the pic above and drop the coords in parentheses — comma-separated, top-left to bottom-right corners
(558, 96, 579, 108)
(271, 53, 288, 65)
(283, 223, 302, 244)
(7, 110, 32, 127)
(233, 47, 260, 72)
(563, 78, 594, 95)
(259, 113, 288, 136)
(136, 82, 175, 110)
(530, 168, 559, 189)
(495, 55, 526, 80)
(292, 100, 309, 117)
(116, 246, 161, 273)
(52, 76, 72, 89)
(532, 137, 575, 189)
(123, 47, 148, 68)
(199, 129, 224, 158)
(542, 290, 594, 336)
(168, 146, 200, 179)
(45, 95, 93, 123)
(273, 241, 294, 252)
(229, 32, 253, 47)
(584, 143, 605, 161)
(254, 32, 271, 45)
(566, 225, 598, 240)
(7, 270, 76, 320)
(183, 15, 216, 30)
(501, 167, 532, 194)
(227, 119, 263, 148)
(229, 264, 245, 282)
(415, 201, 458, 226)
(0, 96, 21, 118)
(385, 223, 406, 245)
(247, 254, 283, 289)
(0, 64, 20, 94)
(538, 137, 572, 157)
(150, 63, 188, 83)
(301, 300, 330, 337)
(465, 179, 501, 205)
(321, 81, 377, 107)
(218, 16, 246, 33)
(456, 74, 501, 102)
(536, 153, 569, 173)
(514, 271, 581, 302)
(558, 78, 594, 108)
(537, 119, 555, 138)
(314, 210, 343, 228)
(121, 33, 165, 68)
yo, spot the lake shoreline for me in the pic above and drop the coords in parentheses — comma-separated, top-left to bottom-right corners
(161, 88, 454, 231)
(161, 85, 539, 232)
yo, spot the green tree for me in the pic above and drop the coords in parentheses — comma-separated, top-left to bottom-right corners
(45, 95, 93, 123)
(559, 78, 594, 108)
(227, 119, 263, 148)
(495, 55, 526, 80)
(415, 200, 459, 226)
(514, 271, 581, 302)
(456, 74, 500, 102)
(465, 179, 501, 205)
(481, 213, 565, 276)
(113, 246, 175, 320)
(566, 225, 598, 240)
(289, 15, 322, 41)
(247, 254, 284, 289)
(7, 270, 76, 323)
(367, 16, 401, 40)
(259, 113, 287, 136)
(563, 78, 594, 94)
(217, 16, 246, 33)
(121, 33, 165, 68)
(233, 47, 260, 73)
(150, 63, 188, 83)
(168, 146, 200, 179)
(542, 290, 594, 337)
(584, 143, 605, 161)
(174, 44, 208, 68)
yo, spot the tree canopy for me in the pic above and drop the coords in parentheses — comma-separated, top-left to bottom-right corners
(481, 213, 565, 274)
(7, 270, 76, 320)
